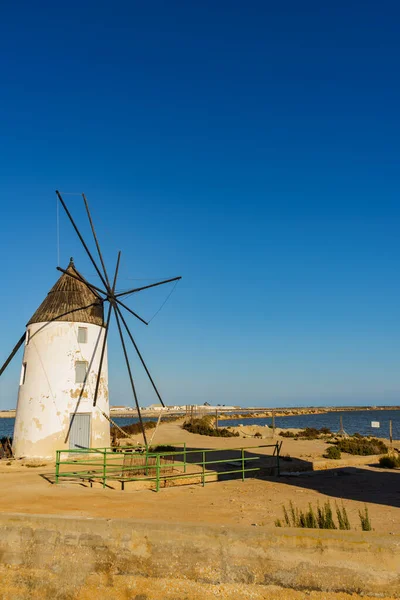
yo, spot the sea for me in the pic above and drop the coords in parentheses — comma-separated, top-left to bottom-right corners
(1, 409, 400, 440)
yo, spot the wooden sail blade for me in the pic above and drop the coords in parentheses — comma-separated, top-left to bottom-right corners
(82, 193, 112, 290)
(114, 304, 165, 408)
(114, 297, 148, 326)
(93, 251, 120, 407)
(56, 266, 107, 298)
(92, 302, 113, 408)
(113, 305, 147, 445)
(56, 190, 109, 291)
(0, 334, 26, 378)
(115, 276, 182, 298)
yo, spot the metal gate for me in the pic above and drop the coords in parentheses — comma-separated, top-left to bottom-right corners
(69, 413, 91, 450)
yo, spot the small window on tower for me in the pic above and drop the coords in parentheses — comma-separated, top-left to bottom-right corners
(78, 327, 88, 343)
(20, 363, 27, 385)
(25, 330, 30, 345)
(75, 361, 88, 384)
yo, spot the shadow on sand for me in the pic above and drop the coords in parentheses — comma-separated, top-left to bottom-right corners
(276, 464, 400, 508)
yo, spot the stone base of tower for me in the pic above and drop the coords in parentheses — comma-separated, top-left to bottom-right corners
(12, 409, 111, 460)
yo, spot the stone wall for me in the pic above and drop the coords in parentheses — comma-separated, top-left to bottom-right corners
(0, 512, 399, 598)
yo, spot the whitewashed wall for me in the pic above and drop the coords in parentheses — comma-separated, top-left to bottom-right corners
(13, 321, 110, 459)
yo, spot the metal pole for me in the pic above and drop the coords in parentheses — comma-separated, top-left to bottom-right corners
(156, 454, 160, 492)
(183, 442, 187, 473)
(241, 448, 245, 481)
(215, 409, 219, 430)
(276, 442, 281, 476)
(103, 450, 107, 488)
(389, 420, 393, 446)
(272, 410, 275, 436)
(202, 451, 206, 487)
(55, 451, 60, 484)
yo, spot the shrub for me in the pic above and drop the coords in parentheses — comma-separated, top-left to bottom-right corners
(111, 420, 157, 440)
(183, 417, 239, 437)
(320, 427, 332, 435)
(336, 503, 351, 530)
(150, 445, 176, 453)
(282, 453, 292, 461)
(279, 430, 296, 438)
(279, 428, 332, 440)
(359, 506, 372, 531)
(336, 437, 387, 456)
(379, 455, 400, 469)
(281, 501, 336, 529)
(324, 446, 341, 460)
(299, 428, 321, 439)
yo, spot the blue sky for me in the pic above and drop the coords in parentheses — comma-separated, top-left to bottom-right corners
(1, 1, 400, 408)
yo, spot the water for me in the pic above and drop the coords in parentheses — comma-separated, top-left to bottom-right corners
(1, 410, 399, 440)
(219, 409, 400, 439)
(0, 418, 15, 439)
(0, 416, 155, 440)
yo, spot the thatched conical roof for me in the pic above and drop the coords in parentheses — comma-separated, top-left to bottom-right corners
(27, 258, 104, 327)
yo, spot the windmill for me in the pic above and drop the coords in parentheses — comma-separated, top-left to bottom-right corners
(0, 191, 181, 458)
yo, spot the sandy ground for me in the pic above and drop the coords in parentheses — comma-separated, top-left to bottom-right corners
(1, 422, 400, 599)
(0, 421, 399, 535)
(0, 569, 399, 600)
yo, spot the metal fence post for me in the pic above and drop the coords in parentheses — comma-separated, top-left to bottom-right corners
(102, 450, 107, 488)
(241, 448, 245, 481)
(183, 442, 187, 474)
(156, 453, 160, 492)
(202, 451, 205, 487)
(55, 451, 60, 484)
(276, 442, 280, 477)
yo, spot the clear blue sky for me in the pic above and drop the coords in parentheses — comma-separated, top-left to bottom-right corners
(1, 1, 400, 408)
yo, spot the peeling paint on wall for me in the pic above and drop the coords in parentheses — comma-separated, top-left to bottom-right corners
(13, 321, 110, 459)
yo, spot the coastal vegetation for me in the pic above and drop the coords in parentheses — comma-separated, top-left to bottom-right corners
(279, 427, 332, 440)
(324, 446, 341, 460)
(275, 500, 371, 531)
(334, 437, 387, 456)
(183, 416, 239, 437)
(379, 454, 400, 468)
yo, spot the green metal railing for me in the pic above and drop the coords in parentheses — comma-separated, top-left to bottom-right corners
(55, 442, 281, 491)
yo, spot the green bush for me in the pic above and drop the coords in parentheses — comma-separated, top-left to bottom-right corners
(281, 501, 336, 529)
(324, 446, 341, 460)
(183, 417, 239, 437)
(150, 445, 176, 453)
(359, 506, 372, 531)
(111, 420, 157, 440)
(279, 427, 332, 440)
(278, 500, 371, 532)
(379, 455, 400, 469)
(336, 503, 351, 530)
(279, 430, 296, 438)
(336, 437, 387, 456)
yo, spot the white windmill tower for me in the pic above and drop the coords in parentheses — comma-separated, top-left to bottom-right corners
(12, 258, 110, 459)
(0, 191, 181, 459)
